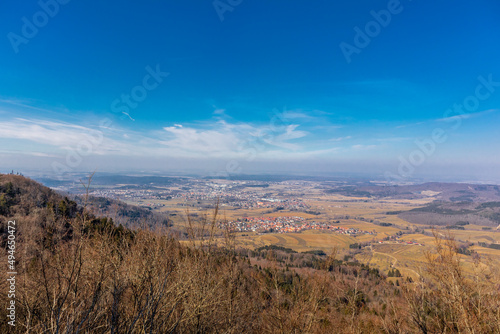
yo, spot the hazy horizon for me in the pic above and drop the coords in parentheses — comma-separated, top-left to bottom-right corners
(1, 1, 499, 183)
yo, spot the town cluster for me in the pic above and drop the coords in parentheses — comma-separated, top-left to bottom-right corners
(87, 180, 310, 212)
(377, 233, 424, 246)
(221, 216, 376, 235)
(175, 188, 309, 211)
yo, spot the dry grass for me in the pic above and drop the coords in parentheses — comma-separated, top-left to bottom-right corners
(3, 175, 500, 333)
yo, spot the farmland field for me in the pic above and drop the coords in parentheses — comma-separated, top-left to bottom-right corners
(109, 179, 500, 281)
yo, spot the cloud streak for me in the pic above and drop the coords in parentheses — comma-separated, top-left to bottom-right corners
(0, 115, 315, 161)
(0, 118, 129, 155)
(159, 120, 308, 158)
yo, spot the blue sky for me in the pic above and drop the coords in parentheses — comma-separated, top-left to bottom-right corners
(1, 0, 499, 181)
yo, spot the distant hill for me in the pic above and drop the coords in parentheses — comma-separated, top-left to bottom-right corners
(0, 173, 171, 230)
(398, 201, 500, 227)
(323, 182, 500, 227)
(35, 173, 187, 193)
(0, 173, 134, 249)
(73, 195, 172, 229)
(324, 182, 500, 202)
(89, 174, 183, 186)
(0, 174, 66, 218)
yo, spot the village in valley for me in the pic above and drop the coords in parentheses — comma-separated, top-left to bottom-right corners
(46, 174, 499, 281)
(220, 216, 375, 235)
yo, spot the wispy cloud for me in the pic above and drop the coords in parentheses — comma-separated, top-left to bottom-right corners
(263, 124, 307, 150)
(211, 104, 226, 115)
(9, 103, 481, 165)
(396, 109, 498, 129)
(0, 150, 58, 158)
(351, 144, 377, 150)
(395, 121, 426, 129)
(329, 135, 351, 142)
(0, 118, 129, 155)
(0, 113, 316, 160)
(0, 98, 54, 113)
(375, 137, 412, 143)
(121, 112, 136, 121)
(0, 118, 94, 147)
(436, 109, 498, 122)
(161, 122, 240, 156)
(158, 120, 308, 157)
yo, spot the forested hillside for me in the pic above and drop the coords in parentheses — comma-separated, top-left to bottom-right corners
(74, 195, 173, 230)
(0, 174, 499, 333)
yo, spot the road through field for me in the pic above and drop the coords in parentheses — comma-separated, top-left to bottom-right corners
(272, 234, 287, 246)
(287, 234, 307, 247)
(369, 245, 422, 278)
(370, 245, 398, 268)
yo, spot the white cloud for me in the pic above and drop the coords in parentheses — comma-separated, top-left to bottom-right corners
(329, 136, 351, 142)
(0, 115, 332, 161)
(436, 109, 498, 123)
(375, 137, 411, 142)
(161, 123, 240, 156)
(158, 120, 309, 158)
(0, 118, 130, 155)
(0, 118, 95, 147)
(351, 144, 377, 150)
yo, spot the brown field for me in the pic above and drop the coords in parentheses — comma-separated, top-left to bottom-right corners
(435, 229, 500, 244)
(232, 230, 355, 253)
(138, 182, 500, 281)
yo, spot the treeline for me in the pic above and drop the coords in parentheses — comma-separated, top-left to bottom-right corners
(1, 174, 500, 333)
(478, 242, 500, 250)
(400, 201, 500, 227)
(74, 195, 172, 230)
(387, 268, 402, 277)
